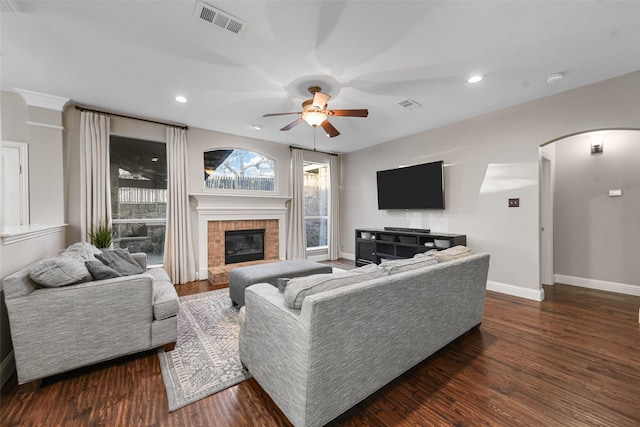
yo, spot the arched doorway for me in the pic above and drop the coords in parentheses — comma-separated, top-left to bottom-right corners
(539, 128, 640, 296)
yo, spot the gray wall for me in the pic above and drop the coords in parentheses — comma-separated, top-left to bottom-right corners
(554, 130, 639, 287)
(63, 107, 291, 260)
(341, 71, 640, 299)
(1, 91, 67, 385)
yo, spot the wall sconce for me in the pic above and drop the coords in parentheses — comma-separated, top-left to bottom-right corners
(591, 142, 603, 154)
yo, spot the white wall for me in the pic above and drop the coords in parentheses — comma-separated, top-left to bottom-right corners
(553, 130, 639, 293)
(341, 71, 640, 300)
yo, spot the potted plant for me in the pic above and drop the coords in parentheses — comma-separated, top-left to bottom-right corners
(89, 221, 113, 249)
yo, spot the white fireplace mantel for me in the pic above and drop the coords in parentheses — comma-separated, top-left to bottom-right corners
(190, 193, 291, 280)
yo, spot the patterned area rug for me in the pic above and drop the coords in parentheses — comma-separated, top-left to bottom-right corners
(158, 289, 251, 412)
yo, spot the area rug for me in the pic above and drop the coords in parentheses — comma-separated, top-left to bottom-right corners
(158, 289, 251, 411)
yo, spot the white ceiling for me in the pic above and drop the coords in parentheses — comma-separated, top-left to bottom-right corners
(2, 0, 640, 153)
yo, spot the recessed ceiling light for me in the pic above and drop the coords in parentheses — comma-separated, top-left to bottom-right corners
(546, 73, 565, 84)
(175, 95, 187, 103)
(251, 124, 263, 130)
(468, 75, 483, 84)
(150, 157, 158, 162)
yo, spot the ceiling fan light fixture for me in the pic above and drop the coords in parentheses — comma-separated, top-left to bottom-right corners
(302, 111, 327, 127)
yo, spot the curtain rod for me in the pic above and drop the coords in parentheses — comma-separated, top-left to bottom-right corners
(74, 105, 188, 131)
(289, 145, 339, 156)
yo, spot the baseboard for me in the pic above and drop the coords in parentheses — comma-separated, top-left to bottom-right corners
(486, 280, 545, 301)
(0, 351, 15, 388)
(554, 274, 640, 297)
(340, 252, 355, 261)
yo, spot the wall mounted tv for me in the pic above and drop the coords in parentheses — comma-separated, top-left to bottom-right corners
(376, 161, 445, 210)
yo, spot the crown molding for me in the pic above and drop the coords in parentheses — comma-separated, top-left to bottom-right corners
(15, 88, 70, 111)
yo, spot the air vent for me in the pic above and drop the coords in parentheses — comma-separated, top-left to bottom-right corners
(397, 98, 423, 109)
(194, 2, 246, 35)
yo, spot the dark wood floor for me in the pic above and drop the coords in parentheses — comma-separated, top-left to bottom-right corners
(2, 261, 639, 426)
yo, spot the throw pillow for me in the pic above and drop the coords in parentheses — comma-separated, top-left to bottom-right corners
(96, 249, 145, 276)
(85, 260, 123, 280)
(433, 245, 473, 263)
(353, 263, 382, 273)
(284, 268, 388, 310)
(29, 256, 92, 287)
(277, 277, 291, 293)
(61, 241, 103, 262)
(379, 256, 437, 275)
(413, 249, 438, 259)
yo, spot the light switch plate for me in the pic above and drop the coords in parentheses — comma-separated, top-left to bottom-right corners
(608, 189, 622, 197)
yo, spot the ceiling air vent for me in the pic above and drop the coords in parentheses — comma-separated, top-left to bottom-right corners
(194, 2, 246, 35)
(397, 98, 423, 110)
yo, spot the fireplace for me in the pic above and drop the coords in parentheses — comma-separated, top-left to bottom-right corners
(225, 229, 265, 264)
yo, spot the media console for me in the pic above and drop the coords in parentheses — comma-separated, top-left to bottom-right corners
(355, 228, 467, 267)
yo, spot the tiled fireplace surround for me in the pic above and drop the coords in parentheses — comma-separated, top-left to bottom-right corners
(190, 193, 290, 283)
(207, 219, 279, 285)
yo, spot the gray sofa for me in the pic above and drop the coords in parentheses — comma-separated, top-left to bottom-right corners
(2, 243, 179, 387)
(239, 252, 490, 427)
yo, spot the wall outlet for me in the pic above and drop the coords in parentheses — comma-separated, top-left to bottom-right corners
(508, 198, 520, 207)
(608, 189, 622, 197)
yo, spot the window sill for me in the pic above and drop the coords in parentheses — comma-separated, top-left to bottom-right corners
(1, 223, 67, 245)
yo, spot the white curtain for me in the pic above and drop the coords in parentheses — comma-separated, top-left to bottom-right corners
(287, 148, 307, 259)
(328, 155, 341, 260)
(80, 111, 111, 242)
(164, 127, 196, 284)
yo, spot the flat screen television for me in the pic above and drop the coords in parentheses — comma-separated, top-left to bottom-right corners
(377, 161, 445, 209)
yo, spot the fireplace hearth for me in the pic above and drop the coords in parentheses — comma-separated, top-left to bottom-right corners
(225, 229, 265, 264)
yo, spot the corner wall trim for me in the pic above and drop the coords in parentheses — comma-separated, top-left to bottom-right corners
(25, 121, 64, 130)
(0, 351, 15, 388)
(555, 274, 640, 297)
(486, 280, 545, 301)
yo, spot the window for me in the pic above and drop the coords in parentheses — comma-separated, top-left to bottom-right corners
(304, 162, 329, 249)
(203, 148, 275, 191)
(1, 141, 29, 227)
(110, 136, 167, 266)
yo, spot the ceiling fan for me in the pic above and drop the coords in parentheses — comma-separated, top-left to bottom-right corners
(263, 85, 368, 138)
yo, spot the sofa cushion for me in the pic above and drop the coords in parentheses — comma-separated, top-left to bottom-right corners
(96, 249, 145, 276)
(85, 260, 123, 280)
(379, 256, 437, 275)
(284, 267, 388, 310)
(29, 256, 92, 287)
(146, 267, 179, 320)
(433, 245, 473, 263)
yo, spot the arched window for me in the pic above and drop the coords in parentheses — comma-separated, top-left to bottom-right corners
(203, 149, 275, 191)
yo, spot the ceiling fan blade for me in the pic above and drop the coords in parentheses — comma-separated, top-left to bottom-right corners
(312, 91, 331, 109)
(320, 120, 340, 138)
(327, 109, 369, 117)
(281, 117, 305, 131)
(263, 112, 301, 117)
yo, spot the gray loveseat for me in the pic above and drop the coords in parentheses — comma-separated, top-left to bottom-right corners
(2, 242, 179, 387)
(239, 251, 490, 427)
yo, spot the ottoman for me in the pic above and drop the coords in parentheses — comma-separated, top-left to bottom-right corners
(229, 259, 333, 307)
